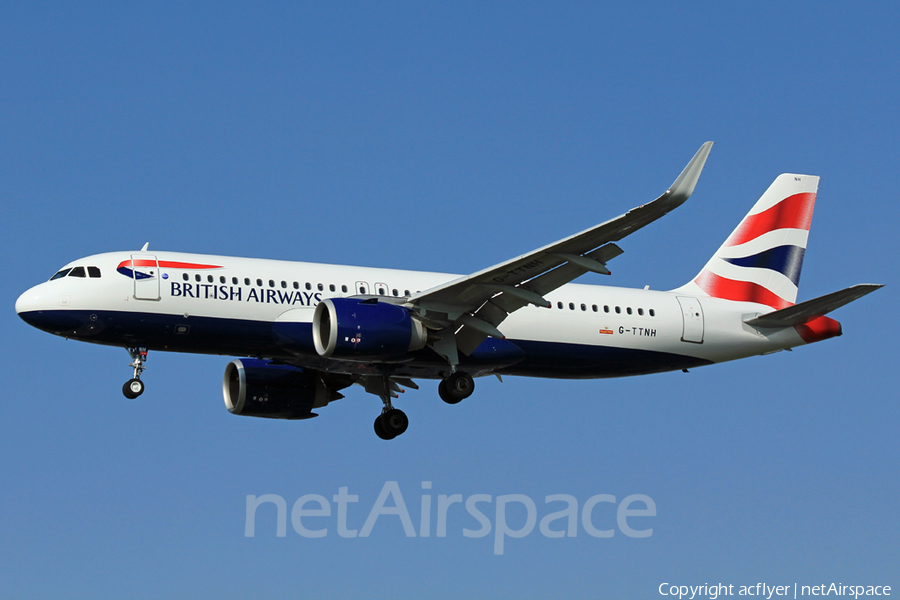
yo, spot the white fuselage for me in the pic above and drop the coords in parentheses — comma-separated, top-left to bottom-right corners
(16, 250, 806, 380)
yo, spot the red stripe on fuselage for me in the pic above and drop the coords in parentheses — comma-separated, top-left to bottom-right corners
(725, 192, 816, 247)
(694, 270, 793, 309)
(118, 260, 222, 270)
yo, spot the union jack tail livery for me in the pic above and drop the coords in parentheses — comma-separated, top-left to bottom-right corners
(680, 174, 818, 309)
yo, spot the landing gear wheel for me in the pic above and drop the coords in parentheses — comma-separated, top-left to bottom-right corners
(374, 415, 394, 440)
(439, 372, 474, 404)
(383, 409, 409, 436)
(123, 378, 144, 399)
(438, 380, 459, 404)
(375, 409, 408, 440)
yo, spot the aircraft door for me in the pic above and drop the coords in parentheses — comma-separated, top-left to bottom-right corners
(130, 254, 161, 301)
(677, 296, 704, 343)
(355, 281, 369, 295)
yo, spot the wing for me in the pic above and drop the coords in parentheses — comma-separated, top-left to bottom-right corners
(408, 141, 714, 361)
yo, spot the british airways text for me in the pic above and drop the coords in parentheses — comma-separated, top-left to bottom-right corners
(170, 282, 323, 306)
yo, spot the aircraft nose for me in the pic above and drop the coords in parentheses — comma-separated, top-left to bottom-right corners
(15, 283, 66, 331)
(16, 286, 40, 317)
(16, 283, 87, 336)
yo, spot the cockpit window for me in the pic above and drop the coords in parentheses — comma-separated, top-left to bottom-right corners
(69, 266, 86, 278)
(50, 268, 72, 281)
(88, 266, 101, 278)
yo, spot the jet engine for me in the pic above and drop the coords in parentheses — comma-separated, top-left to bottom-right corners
(223, 359, 343, 419)
(312, 298, 427, 361)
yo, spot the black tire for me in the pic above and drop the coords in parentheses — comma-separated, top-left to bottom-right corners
(438, 379, 461, 404)
(440, 372, 474, 404)
(123, 378, 144, 399)
(374, 414, 396, 440)
(380, 409, 409, 438)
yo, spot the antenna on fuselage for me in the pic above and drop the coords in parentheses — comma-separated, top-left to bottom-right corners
(140, 242, 149, 251)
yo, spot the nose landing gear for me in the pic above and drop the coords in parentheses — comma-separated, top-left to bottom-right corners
(123, 347, 148, 399)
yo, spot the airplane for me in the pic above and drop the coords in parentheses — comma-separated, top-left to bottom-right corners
(15, 142, 882, 440)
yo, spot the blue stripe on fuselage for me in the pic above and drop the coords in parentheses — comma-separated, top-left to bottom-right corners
(17, 309, 711, 379)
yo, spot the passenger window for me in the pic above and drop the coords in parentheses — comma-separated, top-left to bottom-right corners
(580, 303, 586, 311)
(649, 309, 656, 317)
(330, 284, 336, 292)
(244, 278, 250, 286)
(592, 305, 598, 312)
(232, 277, 238, 285)
(638, 308, 644, 316)
(88, 267, 101, 278)
(69, 267, 86, 278)
(293, 282, 299, 289)
(557, 302, 563, 309)
(269, 280, 275, 288)
(392, 288, 399, 296)
(568, 302, 575, 310)
(208, 275, 214, 283)
(219, 276, 225, 284)
(317, 283, 324, 291)
(615, 306, 621, 314)
(626, 307, 632, 315)
(306, 283, 312, 290)
(342, 285, 348, 293)
(604, 305, 610, 313)
(281, 281, 287, 289)
(404, 290, 410, 296)
(195, 274, 201, 282)
(182, 273, 189, 281)
(256, 279, 263, 287)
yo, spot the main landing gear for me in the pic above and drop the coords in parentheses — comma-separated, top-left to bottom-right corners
(374, 408, 409, 441)
(371, 376, 409, 440)
(438, 371, 475, 404)
(123, 346, 148, 399)
(366, 371, 473, 440)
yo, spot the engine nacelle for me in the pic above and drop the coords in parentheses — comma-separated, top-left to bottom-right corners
(312, 297, 427, 361)
(223, 359, 340, 420)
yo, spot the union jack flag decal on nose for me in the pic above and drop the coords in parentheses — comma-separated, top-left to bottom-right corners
(686, 174, 819, 309)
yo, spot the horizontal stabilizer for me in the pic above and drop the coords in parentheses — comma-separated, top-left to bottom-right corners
(744, 284, 883, 328)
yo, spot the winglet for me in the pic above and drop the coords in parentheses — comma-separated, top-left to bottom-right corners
(666, 141, 714, 206)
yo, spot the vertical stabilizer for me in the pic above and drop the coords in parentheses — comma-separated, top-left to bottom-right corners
(675, 174, 819, 309)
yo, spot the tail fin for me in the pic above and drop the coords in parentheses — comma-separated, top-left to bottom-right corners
(676, 174, 819, 309)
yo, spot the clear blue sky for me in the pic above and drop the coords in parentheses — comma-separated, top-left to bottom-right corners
(1, 2, 897, 598)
